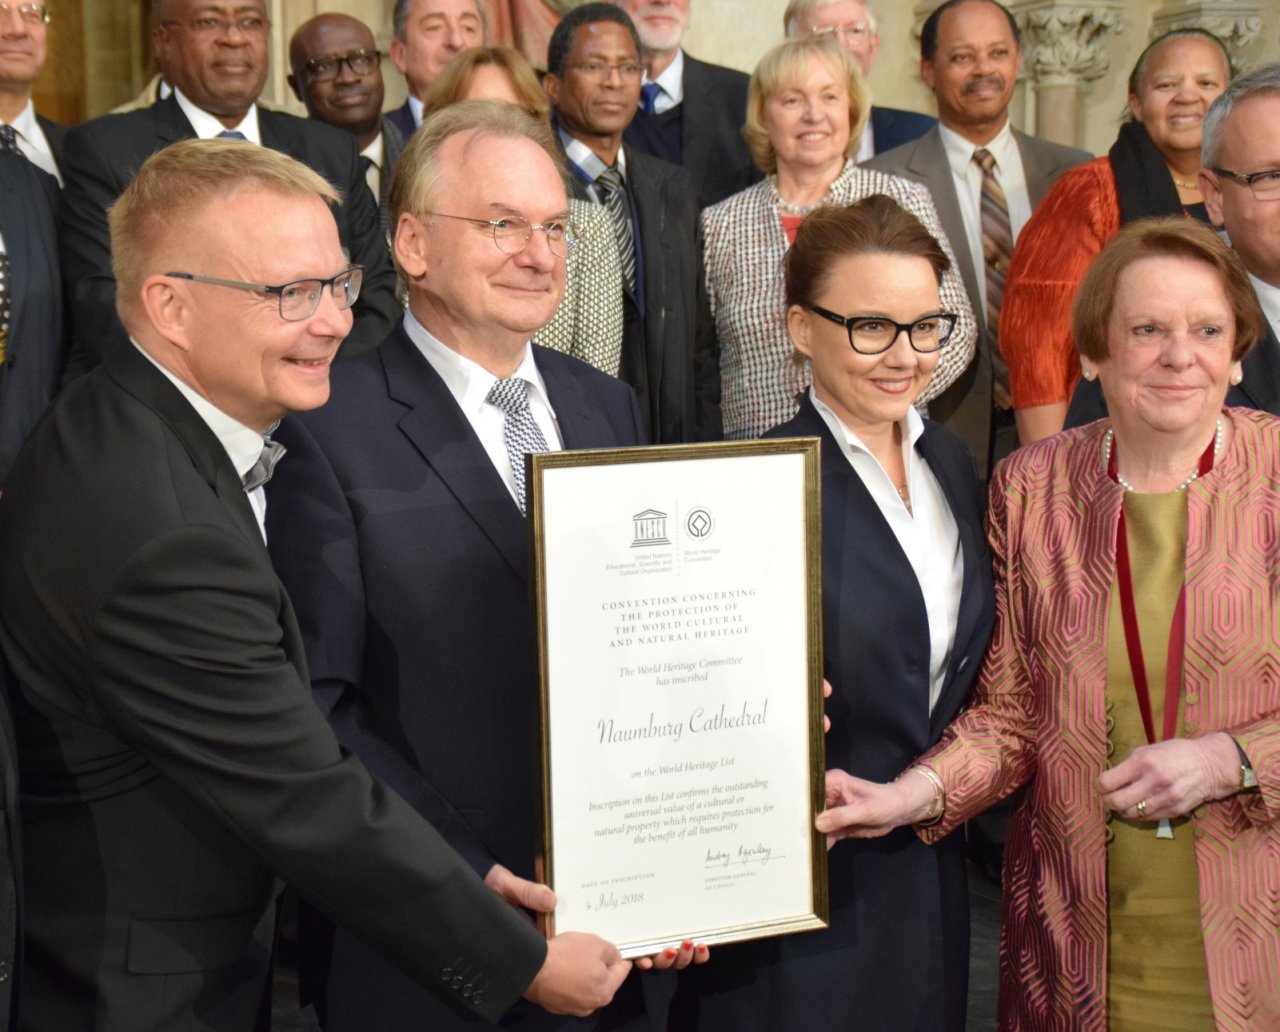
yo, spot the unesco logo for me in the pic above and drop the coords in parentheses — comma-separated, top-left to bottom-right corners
(685, 508, 714, 540)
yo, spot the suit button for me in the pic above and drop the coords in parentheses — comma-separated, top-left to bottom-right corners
(440, 966, 452, 982)
(0, 961, 9, 982)
(451, 975, 463, 989)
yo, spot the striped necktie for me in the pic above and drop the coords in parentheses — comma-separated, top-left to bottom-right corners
(973, 147, 1013, 409)
(0, 125, 19, 155)
(487, 377, 550, 515)
(595, 166, 636, 294)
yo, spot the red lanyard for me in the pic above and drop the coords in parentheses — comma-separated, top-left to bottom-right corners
(1107, 435, 1215, 745)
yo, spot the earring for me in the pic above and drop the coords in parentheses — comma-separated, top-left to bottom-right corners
(1230, 373, 1243, 385)
(1082, 368, 1096, 382)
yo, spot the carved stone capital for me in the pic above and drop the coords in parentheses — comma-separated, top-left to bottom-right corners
(1012, 1, 1126, 89)
(1150, 2, 1263, 51)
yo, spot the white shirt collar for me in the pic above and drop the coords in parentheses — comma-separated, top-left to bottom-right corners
(407, 94, 425, 127)
(644, 48, 684, 108)
(174, 88, 262, 144)
(1249, 272, 1280, 340)
(401, 309, 554, 417)
(810, 390, 926, 458)
(4, 98, 60, 184)
(558, 127, 627, 185)
(938, 118, 1015, 181)
(360, 131, 385, 171)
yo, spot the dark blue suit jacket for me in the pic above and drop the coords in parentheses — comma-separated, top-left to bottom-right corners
(0, 151, 63, 487)
(688, 396, 994, 1031)
(1065, 321, 1280, 427)
(385, 100, 416, 141)
(267, 327, 666, 1030)
(869, 105, 936, 155)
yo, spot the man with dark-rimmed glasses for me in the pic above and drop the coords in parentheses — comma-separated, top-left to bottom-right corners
(0, 136, 637, 1032)
(265, 100, 699, 1032)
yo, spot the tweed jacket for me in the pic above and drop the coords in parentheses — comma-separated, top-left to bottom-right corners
(700, 160, 977, 440)
(920, 411, 1280, 1031)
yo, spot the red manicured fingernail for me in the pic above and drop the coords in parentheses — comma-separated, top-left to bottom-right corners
(681, 940, 693, 951)
(696, 944, 708, 953)
(664, 948, 677, 959)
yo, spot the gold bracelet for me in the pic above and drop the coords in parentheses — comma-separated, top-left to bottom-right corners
(905, 765, 946, 827)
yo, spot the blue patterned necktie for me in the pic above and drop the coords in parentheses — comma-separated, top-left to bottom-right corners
(487, 377, 549, 515)
(595, 166, 636, 294)
(217, 129, 248, 141)
(640, 83, 662, 117)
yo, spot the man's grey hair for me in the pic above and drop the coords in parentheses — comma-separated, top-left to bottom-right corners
(1202, 62, 1280, 168)
(392, 0, 488, 43)
(783, 0, 877, 38)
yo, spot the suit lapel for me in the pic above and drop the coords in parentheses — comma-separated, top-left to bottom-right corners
(381, 328, 529, 582)
(153, 94, 196, 146)
(536, 346, 614, 450)
(677, 57, 714, 204)
(104, 344, 264, 549)
(907, 130, 984, 334)
(1014, 129, 1058, 208)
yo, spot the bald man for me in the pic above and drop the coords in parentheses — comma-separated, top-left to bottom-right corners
(289, 13, 404, 233)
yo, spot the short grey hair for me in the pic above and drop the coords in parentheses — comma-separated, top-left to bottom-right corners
(1202, 62, 1280, 168)
(783, 0, 877, 38)
(392, 0, 488, 43)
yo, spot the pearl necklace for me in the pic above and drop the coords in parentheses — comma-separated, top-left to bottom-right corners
(772, 177, 828, 215)
(1103, 418, 1222, 493)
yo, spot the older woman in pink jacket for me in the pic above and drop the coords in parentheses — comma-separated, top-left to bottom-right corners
(818, 218, 1280, 1031)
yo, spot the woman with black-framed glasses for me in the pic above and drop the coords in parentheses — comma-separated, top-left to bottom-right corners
(686, 195, 994, 1031)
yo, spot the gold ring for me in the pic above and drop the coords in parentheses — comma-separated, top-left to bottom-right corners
(1136, 799, 1148, 818)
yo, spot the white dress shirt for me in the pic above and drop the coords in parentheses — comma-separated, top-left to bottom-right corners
(3, 99, 61, 184)
(809, 389, 963, 713)
(407, 94, 425, 128)
(360, 132, 385, 200)
(939, 120, 1031, 313)
(403, 310, 563, 506)
(133, 342, 273, 542)
(175, 89, 262, 144)
(559, 129, 629, 204)
(639, 48, 684, 114)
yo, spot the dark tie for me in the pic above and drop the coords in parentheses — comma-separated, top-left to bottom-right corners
(487, 377, 549, 515)
(242, 436, 287, 492)
(217, 129, 248, 141)
(973, 148, 1013, 409)
(640, 83, 662, 117)
(0, 125, 19, 155)
(595, 166, 636, 294)
(0, 251, 9, 366)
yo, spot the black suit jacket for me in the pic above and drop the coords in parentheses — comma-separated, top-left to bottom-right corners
(385, 100, 416, 141)
(624, 53, 761, 212)
(868, 105, 936, 155)
(0, 342, 547, 1031)
(0, 152, 63, 486)
(1065, 320, 1280, 428)
(56, 96, 399, 378)
(34, 114, 64, 172)
(690, 398, 994, 1030)
(266, 329, 661, 1030)
(565, 143, 720, 443)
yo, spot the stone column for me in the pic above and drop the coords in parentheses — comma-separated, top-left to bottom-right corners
(1012, 1, 1126, 147)
(1149, 1, 1263, 50)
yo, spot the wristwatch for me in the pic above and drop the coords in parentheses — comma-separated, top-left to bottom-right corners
(1233, 738, 1259, 793)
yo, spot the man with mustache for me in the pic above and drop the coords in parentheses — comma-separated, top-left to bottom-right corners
(864, 0, 1088, 481)
(288, 13, 404, 242)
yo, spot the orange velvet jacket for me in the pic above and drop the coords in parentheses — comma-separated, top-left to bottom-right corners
(999, 157, 1120, 409)
(920, 411, 1280, 1030)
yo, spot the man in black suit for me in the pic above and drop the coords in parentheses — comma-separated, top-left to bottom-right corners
(0, 0, 62, 180)
(1067, 63, 1280, 428)
(385, 0, 485, 139)
(784, 0, 935, 158)
(0, 136, 629, 1032)
(0, 0, 64, 487)
(266, 100, 695, 1031)
(288, 13, 406, 243)
(57, 0, 398, 378)
(610, 0, 758, 211)
(545, 3, 718, 443)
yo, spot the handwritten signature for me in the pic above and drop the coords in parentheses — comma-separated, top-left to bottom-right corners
(703, 844, 779, 868)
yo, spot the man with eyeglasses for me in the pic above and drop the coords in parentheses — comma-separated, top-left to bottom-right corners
(288, 13, 404, 240)
(604, 0, 758, 211)
(783, 0, 935, 159)
(1066, 63, 1280, 428)
(0, 0, 65, 495)
(544, 3, 718, 445)
(264, 101, 697, 1032)
(0, 136, 639, 1032)
(385, 0, 486, 139)
(57, 0, 398, 382)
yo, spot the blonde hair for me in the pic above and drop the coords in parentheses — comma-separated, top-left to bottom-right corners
(421, 47, 550, 126)
(744, 36, 869, 175)
(109, 138, 340, 321)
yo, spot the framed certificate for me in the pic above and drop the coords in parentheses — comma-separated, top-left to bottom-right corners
(529, 439, 828, 958)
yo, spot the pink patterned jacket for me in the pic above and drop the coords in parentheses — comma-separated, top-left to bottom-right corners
(921, 410, 1280, 1031)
